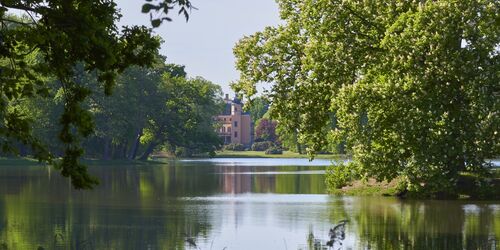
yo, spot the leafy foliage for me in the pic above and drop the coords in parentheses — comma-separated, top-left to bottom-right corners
(137, 74, 223, 160)
(141, 0, 194, 27)
(325, 162, 361, 190)
(224, 143, 245, 151)
(0, 1, 194, 188)
(265, 146, 283, 155)
(244, 96, 269, 123)
(251, 141, 274, 151)
(233, 0, 500, 196)
(20, 61, 223, 162)
(254, 118, 278, 143)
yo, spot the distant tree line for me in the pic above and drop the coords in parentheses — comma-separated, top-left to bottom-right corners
(9, 57, 223, 162)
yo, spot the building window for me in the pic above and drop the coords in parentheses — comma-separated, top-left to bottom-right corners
(223, 118, 226, 121)
(222, 127, 225, 132)
(234, 121, 238, 127)
(228, 127, 231, 132)
(234, 131, 238, 138)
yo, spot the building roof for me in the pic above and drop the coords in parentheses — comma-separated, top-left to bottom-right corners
(232, 97, 242, 104)
(222, 103, 231, 115)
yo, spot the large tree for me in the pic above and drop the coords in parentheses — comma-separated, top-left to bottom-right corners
(244, 96, 269, 123)
(18, 59, 223, 161)
(0, 0, 192, 188)
(139, 75, 223, 160)
(233, 0, 499, 196)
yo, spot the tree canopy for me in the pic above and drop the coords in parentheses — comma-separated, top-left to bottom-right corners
(233, 0, 499, 196)
(0, 0, 193, 188)
(18, 60, 222, 162)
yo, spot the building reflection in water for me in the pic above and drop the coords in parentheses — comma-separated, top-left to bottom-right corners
(218, 166, 276, 194)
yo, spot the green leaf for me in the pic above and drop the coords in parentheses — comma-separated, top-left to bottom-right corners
(142, 3, 157, 13)
(151, 19, 162, 28)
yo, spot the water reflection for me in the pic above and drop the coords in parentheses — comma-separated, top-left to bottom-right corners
(216, 165, 326, 194)
(0, 159, 498, 249)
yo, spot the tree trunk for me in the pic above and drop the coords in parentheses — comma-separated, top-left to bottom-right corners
(121, 140, 128, 159)
(297, 144, 303, 155)
(128, 128, 143, 160)
(294, 131, 303, 154)
(19, 144, 27, 157)
(139, 142, 157, 161)
(103, 137, 112, 160)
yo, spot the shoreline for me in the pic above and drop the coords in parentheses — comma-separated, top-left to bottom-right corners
(2, 157, 499, 199)
(211, 150, 346, 159)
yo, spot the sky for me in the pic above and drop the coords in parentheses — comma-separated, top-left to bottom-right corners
(117, 1, 281, 96)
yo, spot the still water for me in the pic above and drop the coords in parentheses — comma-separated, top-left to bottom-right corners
(0, 158, 498, 249)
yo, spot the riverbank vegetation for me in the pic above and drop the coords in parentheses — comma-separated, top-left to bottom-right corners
(233, 1, 499, 198)
(328, 169, 500, 199)
(0, 157, 167, 168)
(214, 150, 343, 159)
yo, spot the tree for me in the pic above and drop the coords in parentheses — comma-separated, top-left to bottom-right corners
(254, 118, 278, 143)
(19, 59, 222, 161)
(233, 0, 499, 196)
(0, 1, 192, 188)
(139, 75, 223, 160)
(244, 96, 269, 123)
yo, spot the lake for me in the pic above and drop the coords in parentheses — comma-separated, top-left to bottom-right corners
(0, 158, 498, 249)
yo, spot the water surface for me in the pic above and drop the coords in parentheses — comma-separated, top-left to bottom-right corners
(0, 158, 498, 249)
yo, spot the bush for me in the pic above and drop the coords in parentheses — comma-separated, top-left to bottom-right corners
(224, 143, 245, 151)
(325, 162, 360, 191)
(251, 141, 274, 151)
(265, 146, 283, 155)
(174, 147, 192, 157)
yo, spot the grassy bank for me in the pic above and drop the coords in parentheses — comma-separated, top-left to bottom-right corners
(0, 157, 164, 167)
(0, 157, 46, 166)
(214, 150, 345, 159)
(329, 179, 400, 196)
(329, 170, 500, 199)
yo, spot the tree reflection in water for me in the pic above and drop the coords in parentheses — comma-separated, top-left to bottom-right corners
(320, 197, 499, 249)
(0, 161, 498, 249)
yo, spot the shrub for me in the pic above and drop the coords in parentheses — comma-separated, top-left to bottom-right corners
(325, 162, 360, 191)
(224, 143, 245, 151)
(251, 141, 274, 151)
(265, 146, 283, 155)
(174, 147, 192, 157)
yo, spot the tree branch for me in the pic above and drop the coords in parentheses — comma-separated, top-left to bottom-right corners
(340, 1, 385, 34)
(0, 18, 34, 26)
(0, 3, 37, 12)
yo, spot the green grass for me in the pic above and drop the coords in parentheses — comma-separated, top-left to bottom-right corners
(81, 159, 164, 166)
(0, 157, 46, 166)
(214, 150, 346, 159)
(0, 157, 164, 167)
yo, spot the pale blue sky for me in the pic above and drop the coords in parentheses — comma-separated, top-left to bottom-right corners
(117, 1, 281, 95)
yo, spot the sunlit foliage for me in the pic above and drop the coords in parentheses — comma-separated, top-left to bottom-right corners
(233, 0, 500, 196)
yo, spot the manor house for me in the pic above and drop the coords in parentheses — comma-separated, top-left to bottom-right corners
(215, 94, 252, 146)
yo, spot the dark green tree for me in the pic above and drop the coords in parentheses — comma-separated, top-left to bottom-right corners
(0, 0, 192, 188)
(139, 75, 223, 159)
